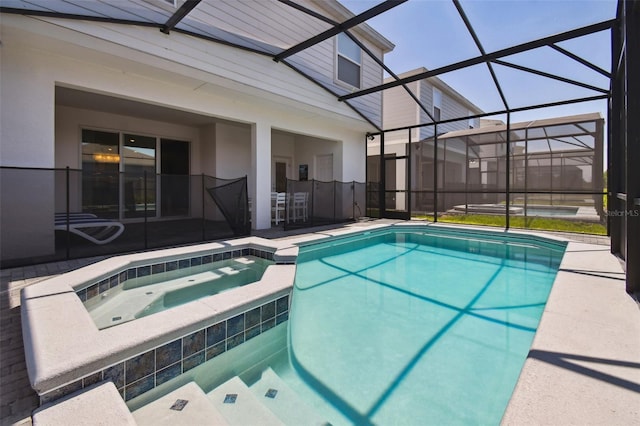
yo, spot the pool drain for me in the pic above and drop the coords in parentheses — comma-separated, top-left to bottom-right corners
(223, 394, 237, 404)
(170, 399, 188, 411)
(265, 388, 278, 399)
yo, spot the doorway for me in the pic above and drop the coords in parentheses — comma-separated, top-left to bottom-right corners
(160, 139, 190, 217)
(123, 133, 156, 219)
(275, 162, 287, 192)
(384, 155, 409, 219)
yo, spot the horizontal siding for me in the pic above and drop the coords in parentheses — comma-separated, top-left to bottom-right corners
(189, 0, 332, 49)
(383, 82, 418, 131)
(15, 0, 386, 127)
(188, 0, 384, 125)
(38, 17, 368, 121)
(441, 92, 475, 132)
(417, 80, 475, 137)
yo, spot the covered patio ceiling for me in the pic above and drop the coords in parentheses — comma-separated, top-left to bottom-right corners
(0, 0, 616, 132)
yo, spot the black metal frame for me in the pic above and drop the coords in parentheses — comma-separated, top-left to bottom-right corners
(1, 0, 635, 292)
(367, 113, 604, 224)
(340, 19, 614, 101)
(610, 0, 639, 298)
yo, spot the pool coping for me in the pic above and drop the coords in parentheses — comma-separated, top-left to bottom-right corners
(23, 222, 640, 424)
(268, 222, 640, 424)
(21, 236, 298, 396)
(501, 236, 640, 424)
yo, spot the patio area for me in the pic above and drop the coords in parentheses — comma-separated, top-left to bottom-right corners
(1, 220, 638, 425)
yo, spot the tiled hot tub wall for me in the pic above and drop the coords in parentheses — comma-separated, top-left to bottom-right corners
(76, 247, 276, 305)
(39, 294, 290, 404)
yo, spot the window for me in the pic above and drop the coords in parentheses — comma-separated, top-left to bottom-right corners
(433, 87, 442, 121)
(336, 33, 361, 88)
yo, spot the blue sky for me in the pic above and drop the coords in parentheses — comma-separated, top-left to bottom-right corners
(341, 0, 616, 123)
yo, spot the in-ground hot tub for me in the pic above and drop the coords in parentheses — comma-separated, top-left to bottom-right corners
(21, 236, 298, 404)
(81, 254, 274, 329)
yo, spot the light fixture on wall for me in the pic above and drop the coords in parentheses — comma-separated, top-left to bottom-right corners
(93, 153, 120, 163)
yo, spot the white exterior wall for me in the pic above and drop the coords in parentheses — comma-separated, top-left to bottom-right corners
(0, 11, 381, 260)
(200, 124, 217, 177)
(215, 123, 252, 180)
(382, 81, 419, 142)
(1, 38, 58, 259)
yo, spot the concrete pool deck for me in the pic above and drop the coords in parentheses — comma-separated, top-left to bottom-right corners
(1, 220, 638, 425)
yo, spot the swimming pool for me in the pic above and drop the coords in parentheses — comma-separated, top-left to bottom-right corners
(129, 226, 566, 425)
(290, 229, 565, 424)
(84, 255, 274, 329)
(453, 203, 579, 217)
(523, 206, 578, 216)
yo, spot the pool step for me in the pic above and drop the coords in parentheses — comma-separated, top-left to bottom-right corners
(207, 376, 285, 425)
(249, 367, 329, 426)
(132, 382, 229, 426)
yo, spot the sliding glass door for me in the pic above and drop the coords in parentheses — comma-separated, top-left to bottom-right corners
(160, 139, 190, 217)
(81, 130, 190, 220)
(123, 134, 156, 219)
(81, 129, 120, 218)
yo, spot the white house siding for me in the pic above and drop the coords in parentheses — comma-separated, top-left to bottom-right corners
(187, 0, 332, 50)
(159, 0, 387, 127)
(0, 12, 379, 260)
(383, 81, 420, 139)
(415, 80, 483, 138)
(382, 76, 479, 142)
(439, 88, 478, 133)
(285, 36, 385, 127)
(57, 10, 385, 127)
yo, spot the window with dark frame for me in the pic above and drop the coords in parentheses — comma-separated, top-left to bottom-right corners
(336, 33, 361, 88)
(433, 87, 442, 122)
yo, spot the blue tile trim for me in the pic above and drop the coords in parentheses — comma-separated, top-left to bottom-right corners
(75, 247, 277, 303)
(40, 294, 290, 405)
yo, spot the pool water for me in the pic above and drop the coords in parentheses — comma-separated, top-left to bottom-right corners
(86, 256, 273, 329)
(523, 206, 578, 216)
(287, 230, 565, 424)
(130, 228, 566, 425)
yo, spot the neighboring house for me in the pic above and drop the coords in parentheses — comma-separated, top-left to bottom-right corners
(370, 68, 603, 217)
(369, 67, 484, 214)
(0, 0, 394, 262)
